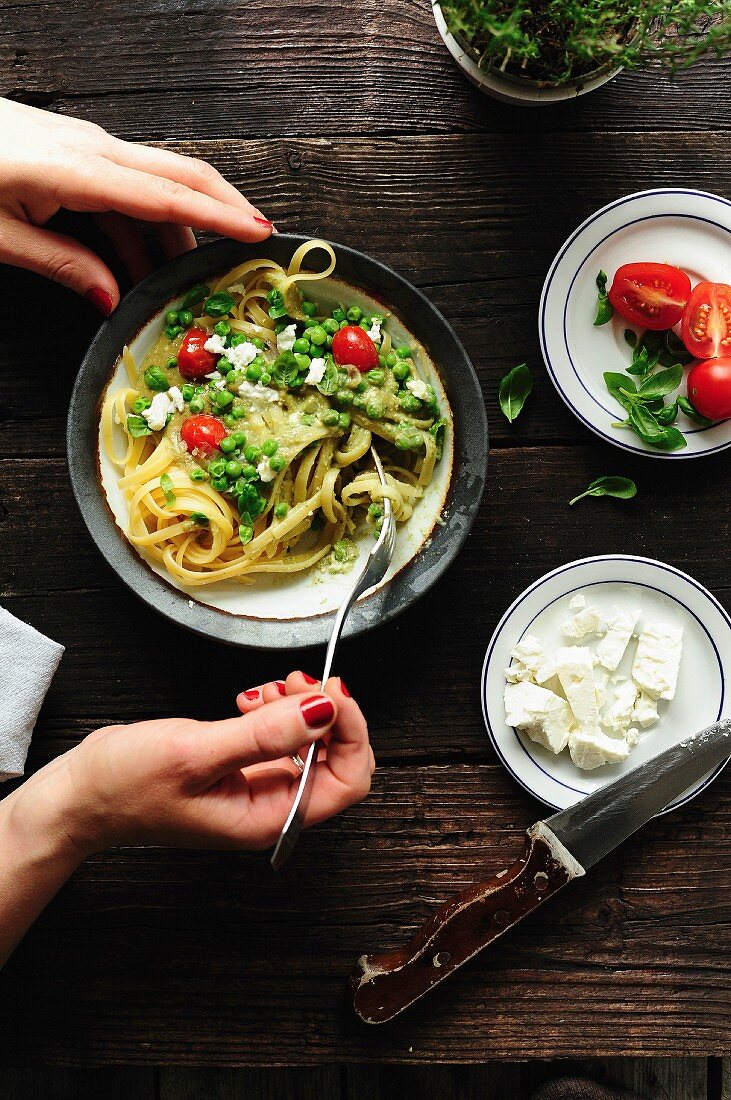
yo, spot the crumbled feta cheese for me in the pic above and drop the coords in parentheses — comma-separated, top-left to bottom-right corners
(632, 621, 683, 701)
(569, 727, 630, 770)
(555, 647, 600, 729)
(227, 341, 259, 369)
(560, 604, 602, 640)
(227, 282, 246, 294)
(504, 664, 534, 684)
(366, 320, 382, 343)
(504, 682, 573, 755)
(568, 593, 586, 610)
(594, 668, 609, 710)
(203, 333, 228, 356)
(257, 459, 276, 483)
(237, 380, 279, 404)
(206, 370, 222, 381)
(595, 608, 641, 671)
(632, 692, 659, 728)
(510, 635, 545, 674)
(406, 378, 430, 402)
(304, 357, 327, 385)
(602, 679, 638, 736)
(276, 324, 297, 353)
(168, 386, 184, 412)
(141, 392, 173, 431)
(626, 727, 640, 747)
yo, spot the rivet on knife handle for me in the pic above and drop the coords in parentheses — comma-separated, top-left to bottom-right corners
(349, 822, 584, 1025)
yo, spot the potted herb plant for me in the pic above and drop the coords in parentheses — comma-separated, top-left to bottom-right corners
(432, 0, 730, 105)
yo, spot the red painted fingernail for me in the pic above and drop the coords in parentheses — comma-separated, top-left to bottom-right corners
(300, 695, 335, 729)
(253, 216, 273, 228)
(85, 287, 113, 317)
(302, 672, 318, 685)
(339, 678, 351, 698)
(275, 680, 286, 696)
(243, 689, 260, 701)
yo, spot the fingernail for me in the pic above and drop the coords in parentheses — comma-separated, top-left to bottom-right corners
(302, 672, 318, 685)
(86, 287, 113, 317)
(300, 694, 335, 729)
(253, 216, 273, 228)
(275, 680, 286, 696)
(339, 678, 351, 698)
(243, 689, 260, 701)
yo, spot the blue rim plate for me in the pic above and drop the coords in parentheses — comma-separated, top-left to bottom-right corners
(481, 555, 731, 813)
(539, 188, 731, 459)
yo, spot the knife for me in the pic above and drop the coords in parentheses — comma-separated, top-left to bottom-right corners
(349, 719, 731, 1024)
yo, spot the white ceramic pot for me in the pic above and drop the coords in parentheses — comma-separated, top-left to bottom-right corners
(432, 1, 622, 105)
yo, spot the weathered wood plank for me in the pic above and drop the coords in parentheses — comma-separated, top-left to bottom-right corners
(2, 0, 729, 138)
(160, 1066, 340, 1099)
(0, 764, 727, 1064)
(1, 1067, 155, 1098)
(344, 1063, 522, 1098)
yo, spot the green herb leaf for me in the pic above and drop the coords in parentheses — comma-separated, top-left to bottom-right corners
(181, 283, 210, 311)
(144, 365, 170, 393)
(636, 363, 683, 401)
(677, 395, 714, 427)
(271, 351, 300, 387)
(661, 329, 694, 367)
(570, 476, 637, 506)
(624, 329, 638, 349)
(628, 404, 686, 450)
(203, 291, 236, 318)
(160, 473, 176, 506)
(498, 363, 532, 423)
(126, 414, 152, 438)
(604, 372, 638, 412)
(315, 359, 340, 396)
(593, 270, 614, 326)
(653, 400, 679, 426)
(429, 416, 447, 460)
(189, 511, 209, 526)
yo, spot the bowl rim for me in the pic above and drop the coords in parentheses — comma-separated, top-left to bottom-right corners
(67, 233, 488, 649)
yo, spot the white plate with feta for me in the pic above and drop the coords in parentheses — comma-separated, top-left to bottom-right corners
(481, 555, 731, 812)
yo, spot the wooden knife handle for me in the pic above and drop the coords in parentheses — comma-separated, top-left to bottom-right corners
(349, 822, 584, 1024)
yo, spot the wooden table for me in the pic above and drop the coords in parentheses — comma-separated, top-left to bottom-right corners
(0, 0, 729, 1076)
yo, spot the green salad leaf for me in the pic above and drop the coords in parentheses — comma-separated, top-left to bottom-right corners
(127, 414, 152, 438)
(569, 476, 637, 506)
(498, 363, 532, 423)
(203, 291, 236, 318)
(593, 270, 614, 326)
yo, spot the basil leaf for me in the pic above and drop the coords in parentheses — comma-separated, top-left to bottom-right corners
(315, 360, 340, 396)
(660, 329, 693, 367)
(650, 426, 687, 451)
(127, 414, 152, 438)
(498, 363, 532, 423)
(593, 270, 614, 326)
(624, 329, 638, 349)
(271, 351, 300, 387)
(604, 372, 637, 412)
(637, 364, 683, 401)
(160, 473, 176, 506)
(627, 346, 653, 377)
(429, 417, 447, 461)
(144, 365, 170, 392)
(629, 402, 665, 441)
(570, 476, 637, 506)
(238, 512, 254, 545)
(654, 400, 679, 426)
(203, 291, 236, 318)
(238, 484, 266, 518)
(181, 283, 210, 310)
(189, 511, 209, 526)
(677, 395, 714, 427)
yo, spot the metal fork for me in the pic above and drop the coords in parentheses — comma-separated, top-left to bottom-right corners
(270, 447, 396, 871)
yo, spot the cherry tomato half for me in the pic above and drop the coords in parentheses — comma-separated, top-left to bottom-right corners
(331, 325, 379, 372)
(177, 327, 218, 380)
(681, 281, 731, 360)
(180, 414, 227, 455)
(686, 356, 731, 421)
(608, 263, 691, 330)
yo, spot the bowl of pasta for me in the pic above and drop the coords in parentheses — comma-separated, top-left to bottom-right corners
(68, 235, 487, 648)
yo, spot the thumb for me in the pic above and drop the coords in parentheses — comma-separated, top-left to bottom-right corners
(0, 216, 119, 315)
(196, 693, 338, 785)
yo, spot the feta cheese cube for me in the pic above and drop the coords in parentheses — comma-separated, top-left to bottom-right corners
(504, 664, 534, 684)
(276, 324, 297, 353)
(168, 386, 184, 412)
(504, 682, 573, 755)
(237, 380, 279, 405)
(227, 341, 259, 369)
(141, 392, 173, 431)
(366, 320, 382, 343)
(257, 459, 277, 483)
(632, 692, 659, 728)
(595, 608, 641, 671)
(555, 647, 600, 729)
(602, 679, 638, 736)
(510, 635, 545, 674)
(568, 593, 586, 610)
(569, 727, 630, 770)
(632, 621, 683, 700)
(304, 357, 327, 385)
(203, 333, 227, 356)
(560, 605, 602, 640)
(406, 378, 430, 402)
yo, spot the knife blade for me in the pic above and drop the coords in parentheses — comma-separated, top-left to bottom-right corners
(350, 719, 731, 1025)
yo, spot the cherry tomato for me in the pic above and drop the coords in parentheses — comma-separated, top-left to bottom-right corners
(681, 281, 731, 360)
(608, 263, 691, 330)
(686, 356, 731, 421)
(331, 325, 379, 372)
(180, 414, 227, 454)
(177, 327, 218, 380)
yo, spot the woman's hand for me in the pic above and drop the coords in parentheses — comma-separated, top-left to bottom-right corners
(0, 99, 274, 315)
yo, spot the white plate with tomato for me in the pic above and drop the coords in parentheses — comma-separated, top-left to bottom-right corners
(540, 188, 731, 458)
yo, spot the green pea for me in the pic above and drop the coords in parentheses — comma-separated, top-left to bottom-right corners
(366, 369, 385, 386)
(181, 384, 195, 402)
(308, 325, 327, 346)
(242, 464, 258, 480)
(338, 412, 351, 430)
(214, 320, 231, 337)
(219, 436, 236, 454)
(189, 396, 205, 414)
(385, 351, 398, 368)
(232, 403, 247, 419)
(293, 337, 310, 354)
(325, 335, 333, 348)
(302, 300, 318, 317)
(165, 325, 182, 340)
(339, 320, 348, 330)
(246, 363, 262, 382)
(144, 366, 170, 392)
(332, 306, 347, 323)
(392, 361, 410, 382)
(294, 353, 311, 371)
(244, 445, 261, 463)
(353, 394, 366, 409)
(228, 432, 244, 448)
(209, 458, 226, 477)
(178, 309, 194, 327)
(346, 306, 363, 323)
(300, 413, 316, 426)
(165, 309, 179, 326)
(250, 336, 265, 349)
(396, 345, 411, 359)
(378, 354, 386, 368)
(217, 357, 232, 375)
(167, 356, 178, 369)
(359, 319, 370, 331)
(355, 379, 368, 393)
(223, 413, 237, 428)
(132, 396, 151, 413)
(274, 502, 289, 518)
(262, 439, 278, 457)
(227, 370, 244, 389)
(229, 333, 250, 348)
(214, 390, 234, 409)
(259, 372, 272, 386)
(399, 392, 422, 413)
(225, 459, 243, 479)
(211, 476, 229, 491)
(189, 468, 207, 482)
(321, 409, 340, 427)
(366, 400, 384, 420)
(303, 317, 318, 329)
(335, 389, 353, 406)
(269, 455, 285, 472)
(368, 502, 383, 520)
(322, 318, 339, 335)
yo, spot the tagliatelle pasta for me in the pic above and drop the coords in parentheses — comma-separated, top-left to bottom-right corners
(100, 239, 450, 589)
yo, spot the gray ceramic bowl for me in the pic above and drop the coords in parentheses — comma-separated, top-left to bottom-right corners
(68, 234, 488, 649)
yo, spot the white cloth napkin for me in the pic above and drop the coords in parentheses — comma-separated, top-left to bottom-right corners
(0, 607, 64, 781)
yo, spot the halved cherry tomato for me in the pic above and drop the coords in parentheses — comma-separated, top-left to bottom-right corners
(686, 356, 731, 421)
(177, 327, 218, 380)
(608, 263, 691, 330)
(180, 414, 227, 454)
(331, 325, 379, 372)
(681, 282, 731, 360)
